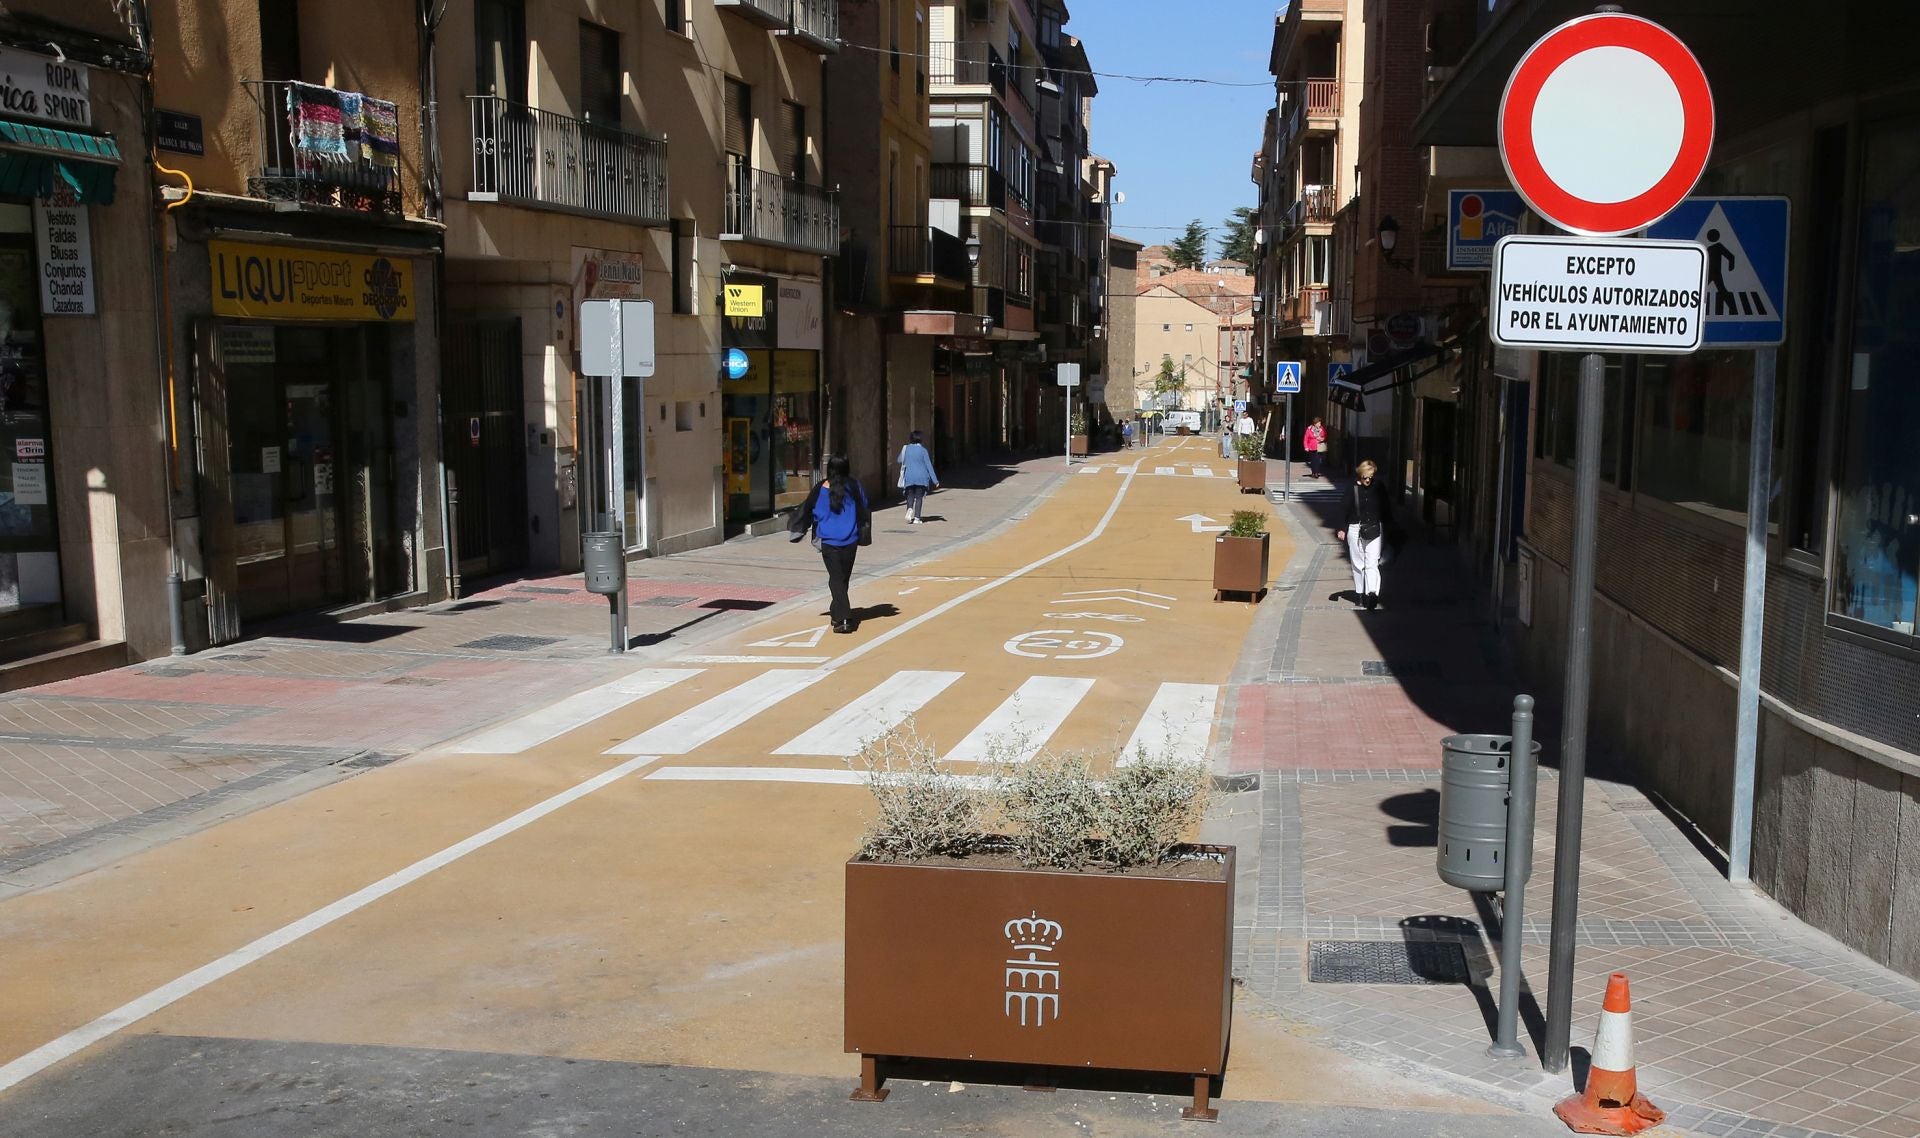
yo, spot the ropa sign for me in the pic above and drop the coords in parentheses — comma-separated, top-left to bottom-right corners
(0, 46, 92, 128)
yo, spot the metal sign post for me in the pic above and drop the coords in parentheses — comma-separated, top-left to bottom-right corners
(1274, 361, 1302, 502)
(1493, 7, 1715, 1075)
(1057, 363, 1081, 467)
(579, 299, 657, 655)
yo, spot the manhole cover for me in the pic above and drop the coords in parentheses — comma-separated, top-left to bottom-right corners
(637, 595, 699, 607)
(142, 665, 202, 678)
(1308, 940, 1470, 985)
(457, 635, 563, 652)
(1361, 659, 1443, 678)
(212, 652, 264, 662)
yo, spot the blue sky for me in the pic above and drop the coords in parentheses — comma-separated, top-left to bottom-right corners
(1066, 0, 1275, 256)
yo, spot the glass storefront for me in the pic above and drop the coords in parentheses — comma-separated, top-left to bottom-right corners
(1831, 119, 1920, 639)
(0, 201, 58, 610)
(722, 348, 818, 522)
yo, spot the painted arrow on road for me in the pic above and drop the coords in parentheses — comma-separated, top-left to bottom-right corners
(1175, 513, 1230, 534)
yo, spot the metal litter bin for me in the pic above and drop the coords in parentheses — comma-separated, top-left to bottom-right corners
(581, 531, 627, 596)
(1437, 733, 1540, 891)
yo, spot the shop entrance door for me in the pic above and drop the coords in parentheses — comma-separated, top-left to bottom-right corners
(443, 319, 527, 576)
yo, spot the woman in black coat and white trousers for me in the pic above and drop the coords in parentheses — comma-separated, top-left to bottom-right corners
(1336, 459, 1391, 611)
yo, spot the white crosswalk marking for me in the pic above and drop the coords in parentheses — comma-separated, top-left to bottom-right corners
(1192, 467, 1216, 477)
(1077, 465, 1106, 475)
(773, 670, 965, 756)
(449, 669, 701, 754)
(944, 675, 1096, 764)
(1155, 466, 1176, 476)
(1118, 683, 1220, 766)
(606, 669, 827, 755)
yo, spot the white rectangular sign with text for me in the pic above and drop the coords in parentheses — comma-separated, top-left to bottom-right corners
(1491, 236, 1706, 354)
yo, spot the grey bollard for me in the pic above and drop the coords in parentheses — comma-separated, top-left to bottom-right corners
(1437, 733, 1541, 891)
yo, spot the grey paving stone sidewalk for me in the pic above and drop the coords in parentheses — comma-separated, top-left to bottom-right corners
(1207, 477, 1920, 1138)
(0, 453, 1070, 881)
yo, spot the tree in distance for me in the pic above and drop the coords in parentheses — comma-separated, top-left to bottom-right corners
(1219, 206, 1258, 264)
(1153, 356, 1187, 396)
(1167, 219, 1209, 270)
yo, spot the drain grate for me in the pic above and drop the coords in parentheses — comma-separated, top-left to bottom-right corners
(637, 595, 699, 607)
(514, 586, 572, 595)
(1308, 940, 1471, 985)
(142, 665, 202, 678)
(384, 676, 442, 686)
(1361, 659, 1443, 678)
(211, 652, 264, 662)
(457, 634, 563, 652)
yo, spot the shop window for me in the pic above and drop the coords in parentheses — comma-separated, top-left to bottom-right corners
(1789, 125, 1850, 557)
(1638, 352, 1752, 519)
(1535, 353, 1629, 488)
(579, 21, 621, 126)
(1830, 119, 1920, 639)
(0, 202, 58, 600)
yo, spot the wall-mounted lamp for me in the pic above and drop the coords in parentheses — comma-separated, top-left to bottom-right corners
(1377, 214, 1413, 270)
(965, 232, 982, 266)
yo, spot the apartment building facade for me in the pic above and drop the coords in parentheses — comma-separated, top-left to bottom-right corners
(151, 0, 446, 647)
(1417, 0, 1920, 978)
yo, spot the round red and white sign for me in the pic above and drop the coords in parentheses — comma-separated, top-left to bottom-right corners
(1498, 13, 1713, 236)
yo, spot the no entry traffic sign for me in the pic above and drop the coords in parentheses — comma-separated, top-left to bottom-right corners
(1498, 13, 1714, 236)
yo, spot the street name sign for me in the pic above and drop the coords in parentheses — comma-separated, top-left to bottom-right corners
(1274, 361, 1303, 394)
(1644, 196, 1789, 347)
(1491, 235, 1706, 353)
(1498, 13, 1714, 236)
(1056, 363, 1081, 387)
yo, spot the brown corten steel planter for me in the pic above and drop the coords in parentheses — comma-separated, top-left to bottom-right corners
(1236, 459, 1266, 493)
(1212, 533, 1269, 602)
(1070, 434, 1089, 456)
(845, 847, 1236, 1120)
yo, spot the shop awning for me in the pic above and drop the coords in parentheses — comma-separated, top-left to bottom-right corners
(1329, 330, 1474, 412)
(0, 121, 122, 205)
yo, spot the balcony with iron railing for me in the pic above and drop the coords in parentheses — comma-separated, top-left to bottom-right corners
(887, 224, 970, 284)
(723, 165, 839, 255)
(467, 97, 668, 225)
(715, 0, 837, 51)
(1284, 183, 1336, 231)
(1282, 286, 1330, 334)
(929, 41, 1007, 96)
(243, 79, 403, 213)
(930, 162, 1005, 209)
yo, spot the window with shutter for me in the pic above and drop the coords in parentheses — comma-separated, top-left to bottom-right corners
(783, 101, 807, 183)
(724, 80, 750, 159)
(579, 21, 621, 125)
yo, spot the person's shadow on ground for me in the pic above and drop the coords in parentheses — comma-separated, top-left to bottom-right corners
(818, 603, 902, 631)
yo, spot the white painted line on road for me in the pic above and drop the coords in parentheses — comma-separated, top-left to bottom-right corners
(447, 669, 701, 754)
(675, 655, 830, 665)
(1118, 682, 1220, 766)
(827, 463, 1141, 670)
(0, 752, 661, 1096)
(644, 766, 994, 788)
(773, 670, 964, 756)
(944, 675, 1096, 764)
(1051, 595, 1169, 609)
(1060, 588, 1176, 600)
(607, 669, 827, 755)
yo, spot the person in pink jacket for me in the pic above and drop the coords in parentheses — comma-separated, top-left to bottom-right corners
(1304, 418, 1327, 478)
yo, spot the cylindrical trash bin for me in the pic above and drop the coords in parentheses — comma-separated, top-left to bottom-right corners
(1437, 733, 1540, 891)
(581, 531, 626, 596)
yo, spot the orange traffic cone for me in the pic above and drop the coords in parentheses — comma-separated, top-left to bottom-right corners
(1554, 972, 1665, 1135)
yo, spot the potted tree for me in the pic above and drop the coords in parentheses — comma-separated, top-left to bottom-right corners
(1233, 434, 1266, 493)
(1212, 509, 1270, 601)
(1069, 412, 1090, 456)
(845, 730, 1234, 1121)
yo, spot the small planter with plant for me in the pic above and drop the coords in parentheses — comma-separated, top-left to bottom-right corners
(845, 728, 1234, 1121)
(1233, 434, 1266, 492)
(1213, 509, 1270, 602)
(1069, 412, 1090, 456)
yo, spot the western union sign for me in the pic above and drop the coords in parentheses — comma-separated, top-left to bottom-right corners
(210, 240, 415, 322)
(723, 283, 764, 317)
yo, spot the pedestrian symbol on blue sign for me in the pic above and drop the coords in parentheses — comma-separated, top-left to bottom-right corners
(1645, 196, 1788, 348)
(1275, 361, 1303, 394)
(1328, 362, 1354, 385)
(1233, 399, 1248, 415)
(724, 347, 751, 380)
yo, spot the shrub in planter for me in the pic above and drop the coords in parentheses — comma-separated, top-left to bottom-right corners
(845, 729, 1235, 1120)
(1233, 435, 1266, 492)
(1069, 413, 1090, 456)
(1213, 509, 1270, 601)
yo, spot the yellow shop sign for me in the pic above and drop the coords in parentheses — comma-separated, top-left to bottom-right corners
(210, 240, 415, 322)
(723, 283, 764, 318)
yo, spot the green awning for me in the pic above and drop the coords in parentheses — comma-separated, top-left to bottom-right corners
(0, 120, 121, 205)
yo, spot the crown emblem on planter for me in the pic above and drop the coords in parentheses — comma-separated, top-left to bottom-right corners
(1003, 912, 1065, 1028)
(1004, 913, 1065, 949)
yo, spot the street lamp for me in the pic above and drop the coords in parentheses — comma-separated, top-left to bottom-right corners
(1377, 214, 1412, 270)
(965, 232, 982, 266)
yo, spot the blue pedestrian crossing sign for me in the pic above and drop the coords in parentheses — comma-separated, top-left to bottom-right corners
(1645, 196, 1789, 347)
(1275, 360, 1303, 394)
(1328, 362, 1354, 385)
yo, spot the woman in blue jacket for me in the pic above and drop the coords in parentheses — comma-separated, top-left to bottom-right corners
(897, 430, 939, 524)
(789, 454, 870, 633)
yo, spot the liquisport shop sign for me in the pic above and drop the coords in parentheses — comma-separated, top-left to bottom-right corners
(210, 240, 416, 322)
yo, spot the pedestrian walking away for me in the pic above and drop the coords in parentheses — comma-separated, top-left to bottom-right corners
(1336, 459, 1390, 611)
(1220, 422, 1233, 459)
(1304, 417, 1327, 478)
(1120, 420, 1133, 449)
(897, 430, 938, 524)
(789, 454, 872, 633)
